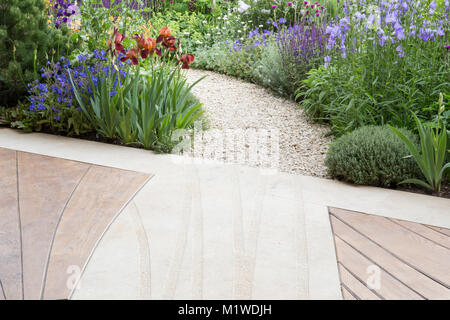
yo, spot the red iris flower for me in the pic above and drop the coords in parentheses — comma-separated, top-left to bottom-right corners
(157, 26, 178, 51)
(120, 48, 139, 65)
(179, 54, 195, 69)
(107, 28, 126, 56)
(132, 34, 161, 59)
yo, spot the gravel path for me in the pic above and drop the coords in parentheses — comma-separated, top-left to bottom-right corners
(184, 69, 332, 177)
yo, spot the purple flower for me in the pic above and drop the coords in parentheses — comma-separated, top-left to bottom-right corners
(429, 0, 436, 15)
(394, 22, 405, 40)
(385, 12, 397, 24)
(396, 45, 404, 57)
(324, 55, 331, 68)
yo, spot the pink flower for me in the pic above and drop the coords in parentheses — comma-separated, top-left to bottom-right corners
(311, 4, 315, 8)
(272, 4, 277, 8)
(304, 1, 308, 4)
(288, 1, 292, 5)
(445, 45, 450, 50)
(320, 5, 324, 9)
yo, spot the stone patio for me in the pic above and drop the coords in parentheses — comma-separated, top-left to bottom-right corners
(0, 128, 449, 300)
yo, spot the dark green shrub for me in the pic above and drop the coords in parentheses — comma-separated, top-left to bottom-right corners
(325, 125, 422, 187)
(0, 0, 76, 107)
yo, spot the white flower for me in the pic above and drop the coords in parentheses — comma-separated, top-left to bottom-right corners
(237, 0, 251, 13)
(259, 24, 263, 28)
(184, 32, 190, 35)
(203, 20, 207, 24)
(261, 9, 270, 14)
(237, 30, 242, 33)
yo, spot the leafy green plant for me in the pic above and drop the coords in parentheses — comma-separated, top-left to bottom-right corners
(390, 94, 449, 193)
(133, 66, 204, 152)
(69, 62, 133, 139)
(326, 125, 422, 187)
(69, 61, 204, 152)
(298, 0, 449, 136)
(0, 0, 76, 107)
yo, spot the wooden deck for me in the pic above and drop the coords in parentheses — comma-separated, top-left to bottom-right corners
(329, 207, 450, 300)
(0, 148, 151, 300)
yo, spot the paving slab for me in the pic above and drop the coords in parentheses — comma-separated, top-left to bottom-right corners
(1, 128, 449, 300)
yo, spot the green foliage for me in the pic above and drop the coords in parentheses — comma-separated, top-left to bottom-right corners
(69, 63, 204, 152)
(69, 63, 132, 139)
(250, 43, 291, 97)
(0, 99, 92, 136)
(0, 0, 76, 107)
(298, 1, 449, 137)
(298, 42, 450, 136)
(77, 0, 152, 51)
(325, 125, 422, 187)
(390, 94, 449, 192)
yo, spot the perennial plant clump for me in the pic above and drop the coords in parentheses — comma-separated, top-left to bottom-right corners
(299, 0, 450, 135)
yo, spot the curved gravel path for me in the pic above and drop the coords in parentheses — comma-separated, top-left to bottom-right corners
(184, 69, 332, 177)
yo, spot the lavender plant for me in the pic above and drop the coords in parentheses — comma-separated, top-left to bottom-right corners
(276, 21, 327, 95)
(299, 0, 450, 135)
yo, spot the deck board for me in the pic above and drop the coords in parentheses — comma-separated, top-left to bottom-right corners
(0, 149, 22, 300)
(331, 208, 450, 287)
(334, 236, 423, 300)
(341, 286, 357, 300)
(426, 225, 450, 237)
(330, 207, 450, 300)
(0, 147, 151, 300)
(330, 215, 450, 299)
(337, 264, 380, 300)
(43, 165, 150, 300)
(18, 152, 90, 299)
(391, 219, 450, 250)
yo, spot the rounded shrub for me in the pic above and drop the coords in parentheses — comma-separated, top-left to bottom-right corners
(325, 125, 422, 187)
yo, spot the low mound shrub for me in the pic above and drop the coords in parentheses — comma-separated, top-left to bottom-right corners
(325, 125, 422, 187)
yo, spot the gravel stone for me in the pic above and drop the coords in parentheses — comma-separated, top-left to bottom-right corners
(184, 69, 332, 177)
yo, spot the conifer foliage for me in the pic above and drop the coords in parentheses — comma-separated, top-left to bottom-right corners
(0, 0, 75, 107)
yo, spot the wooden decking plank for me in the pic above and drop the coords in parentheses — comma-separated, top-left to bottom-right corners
(330, 215, 450, 299)
(391, 218, 450, 250)
(337, 263, 380, 300)
(426, 225, 450, 237)
(334, 236, 423, 300)
(0, 148, 22, 300)
(331, 208, 450, 287)
(0, 278, 6, 300)
(17, 152, 90, 300)
(341, 286, 357, 300)
(43, 166, 150, 299)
